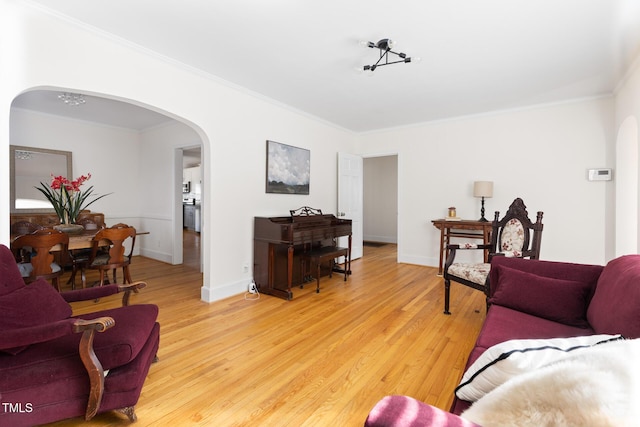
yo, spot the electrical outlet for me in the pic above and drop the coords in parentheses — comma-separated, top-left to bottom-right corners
(248, 282, 258, 294)
(243, 262, 249, 273)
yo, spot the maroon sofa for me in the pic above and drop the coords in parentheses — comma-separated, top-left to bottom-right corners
(365, 255, 640, 426)
(0, 244, 160, 426)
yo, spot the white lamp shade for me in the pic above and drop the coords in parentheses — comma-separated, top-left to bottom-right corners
(473, 181, 493, 198)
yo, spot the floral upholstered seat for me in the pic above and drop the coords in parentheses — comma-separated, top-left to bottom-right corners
(443, 198, 543, 315)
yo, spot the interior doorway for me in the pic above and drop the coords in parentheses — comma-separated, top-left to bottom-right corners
(363, 155, 398, 259)
(181, 146, 202, 270)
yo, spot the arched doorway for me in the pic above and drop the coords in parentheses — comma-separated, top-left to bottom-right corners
(10, 88, 205, 270)
(616, 115, 639, 256)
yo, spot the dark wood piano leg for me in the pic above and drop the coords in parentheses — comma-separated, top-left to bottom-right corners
(333, 235, 352, 277)
(287, 245, 294, 300)
(347, 235, 352, 276)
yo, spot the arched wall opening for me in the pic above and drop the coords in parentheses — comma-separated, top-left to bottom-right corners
(615, 115, 639, 256)
(9, 87, 208, 289)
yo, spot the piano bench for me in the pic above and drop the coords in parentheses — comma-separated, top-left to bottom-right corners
(302, 246, 349, 293)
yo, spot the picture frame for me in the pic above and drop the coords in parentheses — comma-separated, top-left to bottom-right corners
(266, 140, 310, 194)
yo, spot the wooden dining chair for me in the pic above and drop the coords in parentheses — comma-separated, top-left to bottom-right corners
(10, 228, 70, 291)
(10, 220, 43, 236)
(68, 217, 104, 289)
(89, 223, 137, 286)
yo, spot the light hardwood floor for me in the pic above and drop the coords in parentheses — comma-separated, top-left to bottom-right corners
(49, 238, 486, 426)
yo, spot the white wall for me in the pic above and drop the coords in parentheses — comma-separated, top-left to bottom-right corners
(138, 121, 202, 263)
(0, 1, 356, 302)
(357, 97, 615, 267)
(2, 1, 637, 303)
(10, 109, 144, 230)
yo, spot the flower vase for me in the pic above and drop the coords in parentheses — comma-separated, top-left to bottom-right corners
(54, 223, 85, 234)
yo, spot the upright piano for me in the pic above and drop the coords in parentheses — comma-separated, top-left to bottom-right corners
(254, 208, 352, 300)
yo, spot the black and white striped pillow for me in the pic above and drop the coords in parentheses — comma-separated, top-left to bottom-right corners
(456, 334, 623, 402)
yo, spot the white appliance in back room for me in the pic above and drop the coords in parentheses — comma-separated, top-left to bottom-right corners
(183, 151, 202, 233)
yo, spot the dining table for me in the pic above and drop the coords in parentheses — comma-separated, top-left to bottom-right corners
(10, 229, 149, 251)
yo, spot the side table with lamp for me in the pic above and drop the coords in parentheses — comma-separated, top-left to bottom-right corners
(431, 181, 494, 275)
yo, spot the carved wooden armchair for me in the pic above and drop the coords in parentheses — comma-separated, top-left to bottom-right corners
(0, 244, 159, 426)
(443, 198, 543, 314)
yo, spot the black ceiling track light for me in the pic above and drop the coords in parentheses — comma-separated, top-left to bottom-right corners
(362, 38, 415, 72)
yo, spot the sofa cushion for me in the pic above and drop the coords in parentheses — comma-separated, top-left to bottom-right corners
(455, 334, 622, 402)
(488, 257, 603, 300)
(489, 265, 591, 327)
(0, 279, 72, 355)
(77, 304, 159, 369)
(451, 306, 598, 414)
(587, 255, 640, 339)
(460, 338, 640, 427)
(475, 306, 596, 355)
(365, 395, 481, 427)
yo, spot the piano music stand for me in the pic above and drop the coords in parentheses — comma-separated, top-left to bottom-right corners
(290, 206, 323, 216)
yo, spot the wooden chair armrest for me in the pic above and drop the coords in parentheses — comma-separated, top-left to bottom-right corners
(73, 316, 115, 421)
(117, 281, 147, 306)
(73, 316, 115, 333)
(444, 244, 493, 272)
(446, 244, 492, 250)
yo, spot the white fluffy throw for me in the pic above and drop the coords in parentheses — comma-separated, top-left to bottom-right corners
(461, 338, 640, 427)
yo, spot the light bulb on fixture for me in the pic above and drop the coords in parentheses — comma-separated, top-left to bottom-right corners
(376, 38, 395, 51)
(58, 92, 86, 106)
(14, 150, 32, 160)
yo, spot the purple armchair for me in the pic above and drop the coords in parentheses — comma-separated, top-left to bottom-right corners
(0, 244, 159, 426)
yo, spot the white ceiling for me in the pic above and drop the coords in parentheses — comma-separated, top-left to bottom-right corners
(14, 0, 640, 133)
(12, 90, 172, 131)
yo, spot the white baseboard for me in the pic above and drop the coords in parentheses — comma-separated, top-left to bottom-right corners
(363, 235, 397, 244)
(139, 248, 173, 264)
(398, 254, 438, 268)
(201, 278, 253, 303)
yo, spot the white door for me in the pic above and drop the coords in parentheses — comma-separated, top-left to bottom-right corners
(338, 152, 363, 260)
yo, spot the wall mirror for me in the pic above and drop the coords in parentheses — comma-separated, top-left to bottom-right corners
(10, 145, 73, 213)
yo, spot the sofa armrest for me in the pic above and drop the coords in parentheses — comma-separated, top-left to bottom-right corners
(365, 395, 480, 427)
(62, 281, 147, 306)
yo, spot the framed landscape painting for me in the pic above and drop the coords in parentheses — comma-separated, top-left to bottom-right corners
(266, 140, 310, 194)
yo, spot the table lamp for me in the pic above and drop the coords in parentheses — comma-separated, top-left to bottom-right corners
(473, 181, 493, 222)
